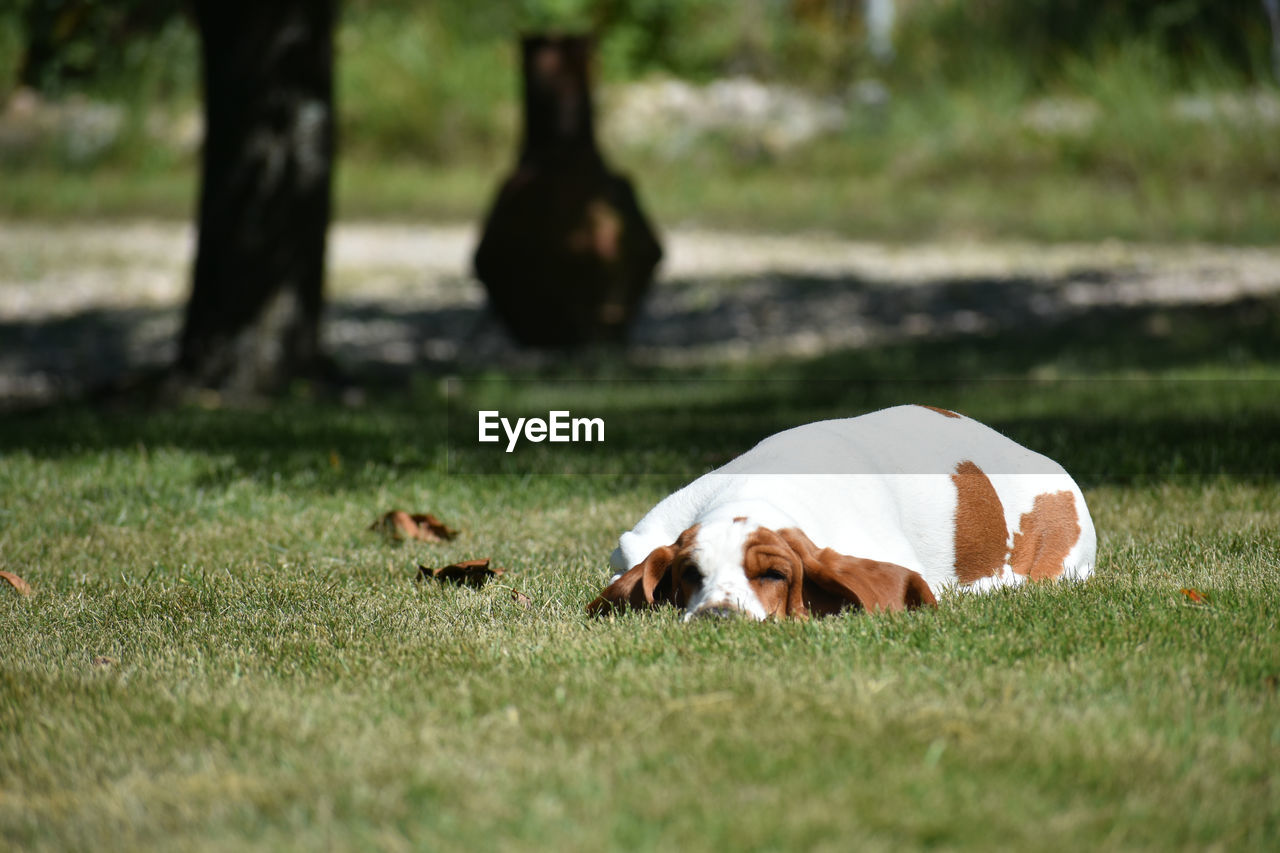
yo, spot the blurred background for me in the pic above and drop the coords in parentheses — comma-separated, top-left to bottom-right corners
(1, 0, 1278, 403)
(2, 0, 1275, 236)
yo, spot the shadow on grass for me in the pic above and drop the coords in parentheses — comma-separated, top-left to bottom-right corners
(0, 307, 178, 401)
(0, 270, 1277, 491)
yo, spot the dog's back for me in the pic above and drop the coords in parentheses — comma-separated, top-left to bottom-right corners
(613, 405, 1096, 594)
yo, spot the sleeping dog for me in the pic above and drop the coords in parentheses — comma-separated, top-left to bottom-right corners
(588, 405, 1095, 620)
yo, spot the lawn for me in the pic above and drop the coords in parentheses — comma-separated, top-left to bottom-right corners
(4, 3, 1278, 846)
(3, 305, 1279, 850)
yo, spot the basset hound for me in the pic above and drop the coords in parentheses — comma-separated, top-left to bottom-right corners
(588, 405, 1096, 621)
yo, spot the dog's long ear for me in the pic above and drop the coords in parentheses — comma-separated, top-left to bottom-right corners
(587, 543, 679, 616)
(777, 528, 937, 617)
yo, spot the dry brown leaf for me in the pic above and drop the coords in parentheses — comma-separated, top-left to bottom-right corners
(1180, 587, 1210, 605)
(371, 510, 459, 543)
(92, 656, 118, 668)
(511, 588, 533, 608)
(417, 558, 504, 588)
(0, 571, 32, 596)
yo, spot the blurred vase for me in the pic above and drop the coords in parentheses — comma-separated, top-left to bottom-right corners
(473, 35, 663, 347)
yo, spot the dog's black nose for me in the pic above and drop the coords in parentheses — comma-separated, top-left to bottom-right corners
(694, 605, 740, 620)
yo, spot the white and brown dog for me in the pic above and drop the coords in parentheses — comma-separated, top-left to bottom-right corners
(588, 405, 1095, 620)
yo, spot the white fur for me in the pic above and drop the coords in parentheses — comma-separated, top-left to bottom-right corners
(683, 520, 768, 621)
(610, 405, 1096, 610)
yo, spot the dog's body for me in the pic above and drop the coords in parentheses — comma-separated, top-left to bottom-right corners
(590, 405, 1095, 621)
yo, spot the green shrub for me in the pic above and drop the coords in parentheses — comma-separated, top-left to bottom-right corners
(892, 0, 1272, 91)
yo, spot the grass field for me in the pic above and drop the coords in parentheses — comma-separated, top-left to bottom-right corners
(4, 5, 1277, 847)
(3, 309, 1279, 849)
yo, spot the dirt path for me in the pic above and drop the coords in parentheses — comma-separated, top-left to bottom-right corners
(2, 221, 1278, 402)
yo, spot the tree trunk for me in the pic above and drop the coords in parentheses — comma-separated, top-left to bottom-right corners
(474, 35, 662, 347)
(177, 0, 335, 395)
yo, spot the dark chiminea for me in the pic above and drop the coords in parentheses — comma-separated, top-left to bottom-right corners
(473, 35, 663, 347)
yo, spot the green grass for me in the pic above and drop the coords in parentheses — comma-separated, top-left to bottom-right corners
(3, 7, 1277, 845)
(3, 311, 1280, 849)
(5, 130, 1277, 243)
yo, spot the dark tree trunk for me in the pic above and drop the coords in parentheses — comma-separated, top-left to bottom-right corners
(474, 35, 662, 347)
(178, 0, 335, 394)
(17, 1, 62, 89)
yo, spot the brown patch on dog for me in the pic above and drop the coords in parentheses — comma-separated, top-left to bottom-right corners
(1009, 492, 1080, 580)
(586, 526, 700, 615)
(950, 461, 1009, 584)
(772, 527, 936, 618)
(732, 516, 748, 523)
(918, 405, 962, 419)
(741, 527, 802, 619)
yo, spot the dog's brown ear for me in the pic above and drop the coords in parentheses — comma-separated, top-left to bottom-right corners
(778, 528, 937, 617)
(587, 544, 679, 616)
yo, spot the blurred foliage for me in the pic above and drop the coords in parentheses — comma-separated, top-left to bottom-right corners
(3, 0, 1271, 101)
(335, 7, 513, 162)
(3, 0, 192, 97)
(898, 0, 1273, 88)
(1, 0, 1275, 241)
(339, 0, 1274, 163)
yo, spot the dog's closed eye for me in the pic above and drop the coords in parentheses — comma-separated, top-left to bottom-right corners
(758, 568, 787, 582)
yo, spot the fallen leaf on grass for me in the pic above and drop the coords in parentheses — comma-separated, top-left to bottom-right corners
(510, 588, 533, 608)
(1180, 587, 1210, 605)
(0, 571, 32, 596)
(371, 510, 458, 543)
(418, 558, 504, 588)
(92, 656, 118, 668)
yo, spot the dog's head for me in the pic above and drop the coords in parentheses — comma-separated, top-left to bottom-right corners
(587, 520, 936, 621)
